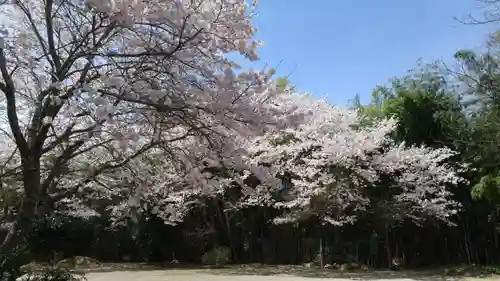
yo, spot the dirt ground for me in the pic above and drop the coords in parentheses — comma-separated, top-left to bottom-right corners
(87, 270, 338, 281)
(18, 262, 500, 281)
(85, 268, 500, 281)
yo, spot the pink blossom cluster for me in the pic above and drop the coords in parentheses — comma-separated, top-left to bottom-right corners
(237, 94, 466, 225)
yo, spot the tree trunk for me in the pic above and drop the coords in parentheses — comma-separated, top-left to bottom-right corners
(319, 238, 324, 268)
(385, 224, 392, 269)
(222, 211, 235, 262)
(0, 160, 42, 279)
(0, 201, 37, 280)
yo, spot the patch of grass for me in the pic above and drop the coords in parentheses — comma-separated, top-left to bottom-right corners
(410, 264, 500, 279)
(483, 264, 500, 275)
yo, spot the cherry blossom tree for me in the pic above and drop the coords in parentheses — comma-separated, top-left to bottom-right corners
(0, 0, 303, 273)
(237, 93, 467, 226)
(157, 93, 464, 228)
(123, 92, 468, 230)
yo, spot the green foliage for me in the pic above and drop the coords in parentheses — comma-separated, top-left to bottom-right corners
(452, 48, 500, 207)
(275, 76, 296, 92)
(353, 64, 467, 150)
(270, 133, 299, 146)
(471, 174, 500, 203)
(201, 246, 231, 266)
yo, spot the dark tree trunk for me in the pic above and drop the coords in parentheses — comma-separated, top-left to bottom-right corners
(0, 159, 42, 280)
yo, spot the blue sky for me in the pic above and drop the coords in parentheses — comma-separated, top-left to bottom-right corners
(237, 0, 498, 106)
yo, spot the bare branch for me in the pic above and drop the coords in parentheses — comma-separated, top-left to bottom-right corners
(0, 48, 28, 156)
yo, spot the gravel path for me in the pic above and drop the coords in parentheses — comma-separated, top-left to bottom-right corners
(85, 270, 491, 281)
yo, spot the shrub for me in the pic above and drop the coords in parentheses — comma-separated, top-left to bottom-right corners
(20, 266, 86, 281)
(201, 246, 230, 266)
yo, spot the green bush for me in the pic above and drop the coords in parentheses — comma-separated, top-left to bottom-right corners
(201, 246, 230, 266)
(21, 266, 86, 281)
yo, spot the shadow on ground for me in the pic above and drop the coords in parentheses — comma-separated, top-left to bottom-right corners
(24, 261, 500, 280)
(202, 264, 499, 280)
(79, 262, 208, 273)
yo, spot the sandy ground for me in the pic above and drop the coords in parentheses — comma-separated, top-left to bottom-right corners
(85, 269, 496, 281)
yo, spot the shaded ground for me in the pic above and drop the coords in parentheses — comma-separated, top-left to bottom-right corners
(204, 264, 499, 279)
(80, 263, 500, 278)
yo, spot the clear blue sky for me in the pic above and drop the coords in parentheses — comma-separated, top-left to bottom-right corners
(238, 0, 498, 106)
